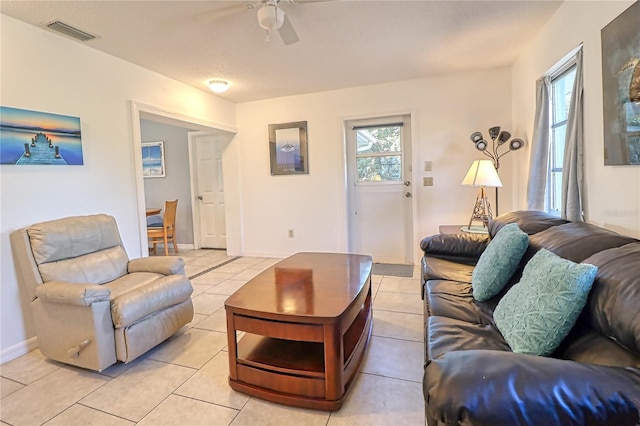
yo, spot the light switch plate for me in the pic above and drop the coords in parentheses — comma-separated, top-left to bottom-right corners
(424, 161, 432, 172)
(423, 177, 433, 186)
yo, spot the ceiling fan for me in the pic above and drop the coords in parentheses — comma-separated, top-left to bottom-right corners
(197, 0, 330, 45)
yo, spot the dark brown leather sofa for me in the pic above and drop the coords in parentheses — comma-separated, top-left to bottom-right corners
(420, 210, 640, 426)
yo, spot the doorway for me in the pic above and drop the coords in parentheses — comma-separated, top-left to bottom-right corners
(130, 101, 238, 256)
(345, 114, 413, 264)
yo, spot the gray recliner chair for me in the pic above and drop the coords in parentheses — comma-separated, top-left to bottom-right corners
(10, 214, 194, 371)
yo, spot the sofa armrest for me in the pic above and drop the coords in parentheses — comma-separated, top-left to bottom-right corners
(420, 233, 489, 264)
(424, 350, 640, 426)
(128, 256, 185, 276)
(35, 281, 111, 306)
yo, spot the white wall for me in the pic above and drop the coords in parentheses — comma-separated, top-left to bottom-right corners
(512, 0, 640, 238)
(235, 68, 516, 259)
(0, 15, 236, 361)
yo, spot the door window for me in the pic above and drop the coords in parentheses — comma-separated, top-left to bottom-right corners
(354, 125, 403, 183)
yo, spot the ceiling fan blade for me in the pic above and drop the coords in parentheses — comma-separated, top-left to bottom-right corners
(278, 14, 299, 45)
(194, 2, 254, 23)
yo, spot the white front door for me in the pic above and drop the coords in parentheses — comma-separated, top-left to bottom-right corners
(345, 115, 413, 264)
(189, 132, 226, 249)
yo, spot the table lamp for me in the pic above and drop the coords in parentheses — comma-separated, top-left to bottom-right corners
(461, 159, 503, 232)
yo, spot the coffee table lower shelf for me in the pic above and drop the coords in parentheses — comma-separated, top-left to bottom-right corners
(228, 313, 372, 410)
(227, 298, 372, 410)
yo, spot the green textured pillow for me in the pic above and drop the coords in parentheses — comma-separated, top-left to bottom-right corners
(472, 223, 528, 301)
(494, 249, 598, 356)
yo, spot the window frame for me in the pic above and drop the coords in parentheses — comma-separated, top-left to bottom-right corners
(546, 61, 577, 216)
(353, 123, 405, 185)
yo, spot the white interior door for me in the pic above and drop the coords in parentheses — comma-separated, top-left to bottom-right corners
(345, 115, 413, 264)
(189, 132, 226, 249)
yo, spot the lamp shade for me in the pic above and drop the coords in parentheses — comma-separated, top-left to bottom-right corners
(462, 160, 503, 188)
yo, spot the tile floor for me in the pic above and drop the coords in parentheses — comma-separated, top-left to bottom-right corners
(0, 250, 425, 426)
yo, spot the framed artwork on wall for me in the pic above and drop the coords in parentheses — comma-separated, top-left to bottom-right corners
(0, 106, 83, 165)
(269, 121, 308, 175)
(142, 141, 165, 178)
(601, 1, 640, 165)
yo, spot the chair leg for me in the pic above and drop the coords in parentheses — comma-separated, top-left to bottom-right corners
(172, 237, 179, 254)
(163, 234, 169, 256)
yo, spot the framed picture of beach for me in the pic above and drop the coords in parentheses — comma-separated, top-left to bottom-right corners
(142, 141, 165, 178)
(0, 106, 83, 165)
(269, 121, 308, 175)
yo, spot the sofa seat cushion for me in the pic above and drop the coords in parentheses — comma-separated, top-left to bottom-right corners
(472, 223, 529, 301)
(426, 280, 495, 325)
(494, 249, 597, 356)
(110, 275, 193, 328)
(427, 316, 509, 360)
(554, 324, 640, 368)
(422, 257, 474, 285)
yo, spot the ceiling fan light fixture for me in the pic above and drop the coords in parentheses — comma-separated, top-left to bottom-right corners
(257, 4, 285, 31)
(208, 79, 229, 93)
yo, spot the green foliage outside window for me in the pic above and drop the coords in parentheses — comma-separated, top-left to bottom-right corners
(356, 126, 402, 182)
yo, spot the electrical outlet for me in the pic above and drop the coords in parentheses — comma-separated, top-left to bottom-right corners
(423, 177, 434, 186)
(288, 229, 294, 238)
(424, 161, 432, 172)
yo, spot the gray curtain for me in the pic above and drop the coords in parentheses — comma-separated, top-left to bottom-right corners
(561, 48, 585, 221)
(526, 77, 551, 211)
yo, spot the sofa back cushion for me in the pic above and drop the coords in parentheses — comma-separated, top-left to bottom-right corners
(489, 210, 569, 238)
(27, 214, 128, 285)
(582, 243, 640, 357)
(526, 222, 638, 264)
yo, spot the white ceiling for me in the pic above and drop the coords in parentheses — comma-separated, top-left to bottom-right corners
(1, 0, 562, 103)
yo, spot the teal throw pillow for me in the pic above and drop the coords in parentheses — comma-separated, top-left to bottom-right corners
(472, 223, 528, 301)
(493, 249, 598, 356)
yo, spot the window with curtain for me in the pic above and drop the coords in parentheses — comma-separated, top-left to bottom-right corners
(548, 63, 577, 215)
(527, 46, 583, 221)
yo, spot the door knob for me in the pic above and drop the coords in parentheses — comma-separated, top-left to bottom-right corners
(405, 192, 412, 198)
(404, 181, 411, 186)
(197, 195, 203, 200)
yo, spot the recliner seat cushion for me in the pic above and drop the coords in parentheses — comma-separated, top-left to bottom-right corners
(111, 275, 193, 328)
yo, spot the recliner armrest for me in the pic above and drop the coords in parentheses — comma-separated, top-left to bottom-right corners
(420, 233, 489, 264)
(35, 281, 111, 306)
(424, 350, 640, 426)
(128, 257, 185, 276)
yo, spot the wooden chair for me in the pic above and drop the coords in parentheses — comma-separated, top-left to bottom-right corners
(148, 199, 179, 256)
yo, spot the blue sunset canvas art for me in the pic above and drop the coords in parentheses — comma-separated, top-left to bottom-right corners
(0, 106, 83, 165)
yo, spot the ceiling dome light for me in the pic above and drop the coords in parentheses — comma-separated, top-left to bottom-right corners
(257, 4, 284, 31)
(208, 80, 229, 93)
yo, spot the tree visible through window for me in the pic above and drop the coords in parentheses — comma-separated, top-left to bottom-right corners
(548, 65, 576, 215)
(355, 125, 402, 182)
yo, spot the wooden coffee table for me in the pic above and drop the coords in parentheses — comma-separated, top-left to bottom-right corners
(225, 252, 373, 410)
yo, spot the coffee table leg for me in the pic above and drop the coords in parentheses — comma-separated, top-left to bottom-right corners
(226, 311, 238, 382)
(323, 324, 342, 401)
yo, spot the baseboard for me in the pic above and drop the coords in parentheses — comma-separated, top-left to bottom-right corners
(0, 336, 38, 364)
